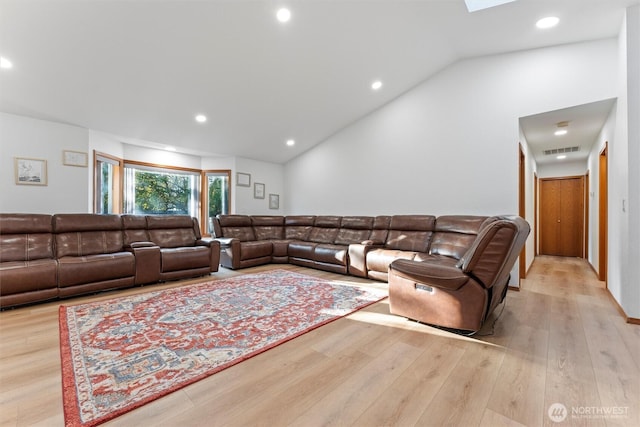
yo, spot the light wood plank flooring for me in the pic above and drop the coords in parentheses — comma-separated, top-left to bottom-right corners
(1, 256, 638, 426)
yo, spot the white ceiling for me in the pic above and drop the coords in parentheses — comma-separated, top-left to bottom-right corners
(520, 98, 616, 165)
(0, 0, 637, 164)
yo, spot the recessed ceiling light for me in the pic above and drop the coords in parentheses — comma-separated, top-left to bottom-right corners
(0, 56, 13, 69)
(557, 155, 567, 160)
(276, 8, 291, 23)
(536, 16, 559, 29)
(554, 129, 568, 136)
(371, 80, 383, 90)
(195, 114, 207, 123)
(286, 139, 295, 146)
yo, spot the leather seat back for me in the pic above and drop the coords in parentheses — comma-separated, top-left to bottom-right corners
(430, 216, 488, 260)
(308, 216, 341, 243)
(284, 216, 315, 240)
(216, 215, 255, 241)
(252, 215, 285, 240)
(385, 215, 435, 252)
(457, 215, 530, 289)
(53, 214, 124, 257)
(335, 216, 374, 244)
(0, 213, 54, 262)
(146, 215, 200, 248)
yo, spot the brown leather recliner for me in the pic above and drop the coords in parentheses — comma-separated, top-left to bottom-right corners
(388, 215, 530, 333)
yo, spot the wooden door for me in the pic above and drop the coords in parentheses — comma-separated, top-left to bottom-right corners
(540, 176, 584, 257)
(598, 144, 608, 282)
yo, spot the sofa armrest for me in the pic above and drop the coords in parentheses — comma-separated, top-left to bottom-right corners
(213, 237, 236, 248)
(205, 239, 221, 272)
(389, 259, 469, 291)
(127, 244, 161, 285)
(348, 241, 383, 278)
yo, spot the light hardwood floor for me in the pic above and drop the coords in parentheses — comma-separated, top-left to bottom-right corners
(1, 256, 638, 426)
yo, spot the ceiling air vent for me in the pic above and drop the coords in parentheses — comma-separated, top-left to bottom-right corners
(543, 146, 580, 155)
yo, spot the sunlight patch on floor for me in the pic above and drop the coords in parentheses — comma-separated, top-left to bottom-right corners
(345, 310, 503, 347)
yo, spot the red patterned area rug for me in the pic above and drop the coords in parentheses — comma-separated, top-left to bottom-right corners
(59, 269, 386, 426)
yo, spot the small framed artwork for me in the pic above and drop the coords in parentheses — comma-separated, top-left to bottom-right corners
(237, 172, 251, 187)
(269, 193, 280, 210)
(254, 182, 265, 199)
(63, 150, 88, 167)
(15, 157, 48, 185)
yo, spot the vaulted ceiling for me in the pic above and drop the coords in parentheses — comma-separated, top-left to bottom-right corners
(0, 0, 637, 163)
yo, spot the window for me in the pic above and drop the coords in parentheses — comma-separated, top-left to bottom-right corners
(203, 170, 231, 234)
(94, 152, 122, 214)
(94, 156, 232, 235)
(123, 162, 200, 218)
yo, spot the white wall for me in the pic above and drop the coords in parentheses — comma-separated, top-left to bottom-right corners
(123, 144, 202, 169)
(537, 160, 587, 179)
(234, 157, 284, 215)
(627, 5, 640, 319)
(0, 112, 90, 213)
(612, 4, 640, 319)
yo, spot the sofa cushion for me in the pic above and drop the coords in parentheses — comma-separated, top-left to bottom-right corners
(314, 244, 348, 265)
(0, 213, 52, 234)
(239, 241, 273, 261)
(146, 215, 199, 248)
(252, 215, 285, 240)
(384, 215, 435, 252)
(0, 232, 54, 263)
(54, 214, 125, 257)
(57, 252, 135, 287)
(288, 241, 316, 258)
(430, 216, 488, 259)
(217, 215, 256, 242)
(0, 259, 58, 293)
(285, 216, 315, 240)
(160, 246, 211, 272)
(334, 216, 373, 245)
(148, 228, 197, 248)
(122, 214, 150, 245)
(369, 215, 391, 244)
(366, 248, 417, 273)
(308, 216, 341, 243)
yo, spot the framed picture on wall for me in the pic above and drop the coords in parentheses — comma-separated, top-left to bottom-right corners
(269, 193, 279, 210)
(63, 150, 88, 167)
(254, 182, 265, 199)
(237, 172, 251, 187)
(14, 157, 47, 185)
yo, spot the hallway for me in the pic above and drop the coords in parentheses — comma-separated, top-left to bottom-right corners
(503, 255, 640, 426)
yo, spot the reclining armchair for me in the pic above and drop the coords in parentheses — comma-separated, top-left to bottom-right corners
(388, 215, 530, 333)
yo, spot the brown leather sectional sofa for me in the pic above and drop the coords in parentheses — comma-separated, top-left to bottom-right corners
(0, 213, 220, 308)
(213, 214, 494, 279)
(212, 214, 530, 332)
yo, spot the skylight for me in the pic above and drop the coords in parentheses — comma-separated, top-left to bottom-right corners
(464, 0, 517, 13)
